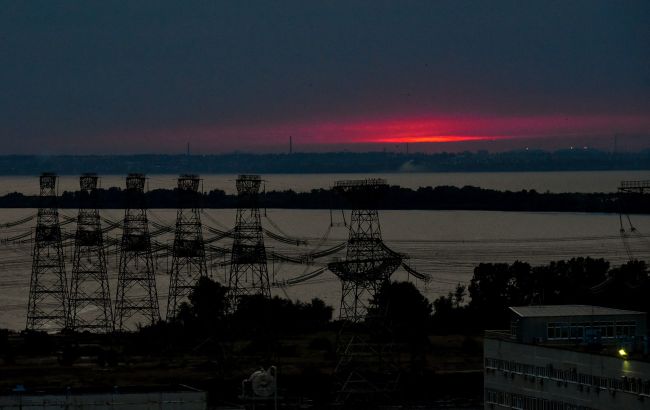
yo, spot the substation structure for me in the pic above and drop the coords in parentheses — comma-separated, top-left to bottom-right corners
(619, 180, 650, 195)
(114, 173, 160, 331)
(166, 174, 208, 320)
(618, 180, 650, 261)
(26, 173, 68, 331)
(227, 174, 271, 307)
(68, 174, 113, 333)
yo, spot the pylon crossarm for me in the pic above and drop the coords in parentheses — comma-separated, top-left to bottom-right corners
(328, 257, 402, 282)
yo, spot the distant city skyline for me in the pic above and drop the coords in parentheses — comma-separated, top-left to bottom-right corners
(1, 1, 648, 154)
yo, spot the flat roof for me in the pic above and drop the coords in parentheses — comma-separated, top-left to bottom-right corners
(509, 305, 645, 318)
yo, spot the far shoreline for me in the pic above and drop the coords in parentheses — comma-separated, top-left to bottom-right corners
(0, 184, 647, 214)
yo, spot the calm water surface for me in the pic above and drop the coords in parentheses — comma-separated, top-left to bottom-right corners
(1, 207, 649, 330)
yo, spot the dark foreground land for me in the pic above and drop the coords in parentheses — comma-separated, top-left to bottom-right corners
(0, 331, 483, 409)
(2, 257, 649, 407)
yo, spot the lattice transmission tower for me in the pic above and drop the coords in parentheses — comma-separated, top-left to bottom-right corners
(328, 179, 402, 322)
(26, 173, 68, 331)
(227, 175, 270, 307)
(114, 173, 160, 331)
(166, 174, 208, 319)
(68, 174, 113, 333)
(327, 178, 403, 407)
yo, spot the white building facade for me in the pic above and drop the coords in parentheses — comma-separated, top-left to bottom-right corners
(484, 305, 650, 410)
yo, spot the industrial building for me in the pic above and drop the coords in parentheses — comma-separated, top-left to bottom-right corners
(484, 305, 650, 410)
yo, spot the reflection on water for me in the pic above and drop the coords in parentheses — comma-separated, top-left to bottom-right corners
(1, 208, 649, 330)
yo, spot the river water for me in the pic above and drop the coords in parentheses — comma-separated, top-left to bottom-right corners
(1, 170, 650, 330)
(1, 206, 649, 331)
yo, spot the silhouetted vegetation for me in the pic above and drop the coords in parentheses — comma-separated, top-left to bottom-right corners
(175, 277, 230, 336)
(433, 258, 650, 330)
(139, 277, 335, 349)
(2, 185, 649, 214)
(368, 281, 433, 342)
(3, 260, 648, 406)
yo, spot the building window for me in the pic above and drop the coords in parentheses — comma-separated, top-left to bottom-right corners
(546, 320, 636, 341)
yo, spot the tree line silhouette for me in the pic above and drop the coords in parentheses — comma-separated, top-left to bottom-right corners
(432, 258, 650, 331)
(1, 185, 648, 213)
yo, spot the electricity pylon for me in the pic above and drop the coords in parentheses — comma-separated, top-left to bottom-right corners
(227, 175, 270, 307)
(114, 173, 160, 331)
(68, 173, 113, 333)
(328, 179, 403, 407)
(26, 173, 68, 332)
(328, 179, 402, 322)
(166, 174, 207, 319)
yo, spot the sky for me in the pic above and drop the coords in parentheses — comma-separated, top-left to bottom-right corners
(0, 0, 648, 154)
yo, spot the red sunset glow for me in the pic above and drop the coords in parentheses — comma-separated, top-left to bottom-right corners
(96, 113, 650, 153)
(322, 115, 650, 145)
(374, 136, 498, 144)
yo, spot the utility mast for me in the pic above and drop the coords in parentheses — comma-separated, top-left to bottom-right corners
(26, 173, 68, 331)
(166, 174, 207, 319)
(114, 173, 160, 331)
(328, 179, 402, 322)
(328, 178, 403, 406)
(227, 175, 270, 307)
(68, 174, 113, 333)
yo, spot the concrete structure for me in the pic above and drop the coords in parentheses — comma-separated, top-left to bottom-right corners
(0, 387, 206, 409)
(485, 305, 650, 410)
